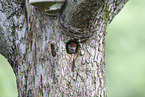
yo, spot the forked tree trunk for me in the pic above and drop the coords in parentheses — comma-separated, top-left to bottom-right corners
(0, 0, 128, 96)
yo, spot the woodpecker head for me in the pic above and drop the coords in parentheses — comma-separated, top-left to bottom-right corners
(66, 40, 79, 54)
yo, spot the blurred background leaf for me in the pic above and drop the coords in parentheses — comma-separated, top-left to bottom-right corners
(0, 0, 145, 97)
(106, 0, 145, 97)
(0, 55, 17, 97)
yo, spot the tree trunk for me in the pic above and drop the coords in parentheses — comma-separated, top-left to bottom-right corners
(0, 0, 128, 96)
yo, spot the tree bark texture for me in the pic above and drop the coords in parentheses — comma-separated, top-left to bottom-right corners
(0, 0, 128, 96)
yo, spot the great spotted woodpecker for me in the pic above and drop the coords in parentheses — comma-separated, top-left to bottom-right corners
(66, 41, 79, 54)
(66, 40, 79, 72)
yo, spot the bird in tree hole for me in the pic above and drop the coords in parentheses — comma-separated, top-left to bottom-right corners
(66, 40, 79, 72)
(66, 41, 78, 54)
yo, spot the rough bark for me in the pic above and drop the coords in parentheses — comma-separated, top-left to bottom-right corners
(0, 0, 128, 96)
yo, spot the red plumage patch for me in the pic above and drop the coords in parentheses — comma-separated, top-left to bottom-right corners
(71, 43, 77, 47)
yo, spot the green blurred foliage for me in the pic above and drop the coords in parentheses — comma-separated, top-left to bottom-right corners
(0, 0, 145, 97)
(0, 55, 17, 97)
(106, 0, 145, 97)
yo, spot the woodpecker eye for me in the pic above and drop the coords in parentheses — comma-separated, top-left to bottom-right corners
(66, 40, 79, 54)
